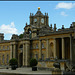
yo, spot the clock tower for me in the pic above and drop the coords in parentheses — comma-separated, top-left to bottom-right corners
(24, 7, 51, 39)
(30, 7, 49, 28)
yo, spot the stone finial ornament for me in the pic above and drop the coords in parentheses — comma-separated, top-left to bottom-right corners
(32, 13, 33, 16)
(47, 13, 48, 16)
(30, 13, 31, 16)
(54, 24, 57, 31)
(26, 23, 27, 26)
(50, 24, 52, 30)
(38, 7, 40, 10)
(45, 13, 46, 16)
(70, 24, 73, 28)
(62, 25, 64, 29)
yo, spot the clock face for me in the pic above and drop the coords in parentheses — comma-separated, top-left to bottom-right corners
(34, 18, 37, 22)
(41, 18, 44, 23)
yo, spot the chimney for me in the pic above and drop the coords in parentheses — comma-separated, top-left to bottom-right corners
(62, 25, 64, 29)
(54, 24, 57, 31)
(0, 33, 4, 42)
(72, 22, 75, 28)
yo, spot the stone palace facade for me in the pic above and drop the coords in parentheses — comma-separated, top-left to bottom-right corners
(0, 7, 75, 71)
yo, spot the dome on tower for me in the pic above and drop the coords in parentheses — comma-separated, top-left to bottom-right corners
(35, 7, 43, 16)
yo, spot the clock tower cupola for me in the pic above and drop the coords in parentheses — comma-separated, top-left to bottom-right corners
(30, 7, 49, 28)
(24, 7, 50, 39)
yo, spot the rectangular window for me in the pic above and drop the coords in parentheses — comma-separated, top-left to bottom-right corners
(36, 44, 38, 49)
(42, 54, 44, 60)
(3, 46, 5, 50)
(7, 46, 9, 50)
(36, 54, 38, 60)
(42, 43, 44, 48)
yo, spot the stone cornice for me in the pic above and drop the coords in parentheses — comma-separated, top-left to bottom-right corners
(0, 40, 10, 43)
(39, 28, 74, 37)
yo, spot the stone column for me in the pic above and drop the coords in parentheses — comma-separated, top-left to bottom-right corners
(10, 44, 13, 59)
(54, 38, 56, 58)
(46, 39, 49, 59)
(39, 40, 42, 60)
(61, 38, 65, 70)
(70, 34, 73, 62)
(10, 45, 12, 59)
(25, 41, 30, 67)
(62, 38, 65, 59)
(23, 43, 25, 66)
(13, 44, 16, 58)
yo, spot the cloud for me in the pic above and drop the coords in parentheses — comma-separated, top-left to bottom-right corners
(18, 31, 23, 35)
(60, 11, 68, 16)
(56, 2, 75, 9)
(0, 22, 18, 34)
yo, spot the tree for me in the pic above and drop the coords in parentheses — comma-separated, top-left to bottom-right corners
(30, 58, 38, 71)
(30, 58, 38, 67)
(9, 58, 18, 70)
(19, 34, 24, 39)
(9, 58, 18, 66)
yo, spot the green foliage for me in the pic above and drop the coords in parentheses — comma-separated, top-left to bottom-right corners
(19, 34, 24, 39)
(9, 58, 18, 66)
(30, 58, 38, 67)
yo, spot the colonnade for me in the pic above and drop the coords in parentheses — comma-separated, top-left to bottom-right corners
(39, 35, 72, 61)
(22, 41, 30, 67)
(10, 34, 73, 67)
(10, 41, 30, 67)
(10, 44, 17, 59)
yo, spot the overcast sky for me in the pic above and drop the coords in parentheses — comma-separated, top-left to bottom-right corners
(0, 1, 75, 40)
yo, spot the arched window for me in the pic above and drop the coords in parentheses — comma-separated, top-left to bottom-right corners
(29, 31, 31, 34)
(19, 44, 23, 50)
(28, 28, 32, 39)
(35, 54, 38, 60)
(2, 55, 4, 64)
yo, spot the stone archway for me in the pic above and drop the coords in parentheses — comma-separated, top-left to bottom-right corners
(28, 28, 32, 39)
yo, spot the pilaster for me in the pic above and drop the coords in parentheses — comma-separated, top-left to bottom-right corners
(23, 43, 25, 66)
(39, 40, 42, 60)
(25, 41, 30, 67)
(10, 44, 13, 59)
(46, 39, 49, 59)
(70, 34, 73, 62)
(54, 38, 56, 58)
(62, 38, 65, 59)
(13, 44, 17, 58)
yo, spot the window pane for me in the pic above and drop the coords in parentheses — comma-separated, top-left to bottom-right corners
(2, 55, 4, 64)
